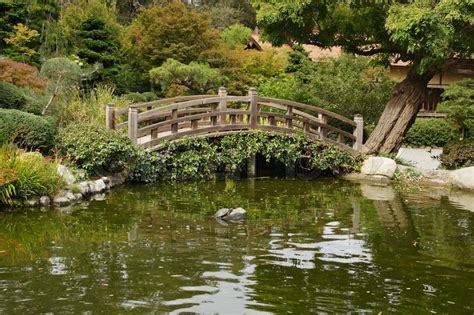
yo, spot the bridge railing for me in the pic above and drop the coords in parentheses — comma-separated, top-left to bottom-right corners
(105, 87, 364, 152)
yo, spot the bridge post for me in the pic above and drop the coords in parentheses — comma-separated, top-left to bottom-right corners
(247, 154, 257, 178)
(105, 103, 115, 130)
(249, 87, 258, 129)
(128, 107, 138, 145)
(353, 114, 364, 150)
(218, 87, 227, 124)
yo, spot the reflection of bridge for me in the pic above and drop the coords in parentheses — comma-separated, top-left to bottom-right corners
(105, 87, 364, 152)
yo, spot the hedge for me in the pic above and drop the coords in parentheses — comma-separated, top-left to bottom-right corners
(404, 118, 459, 147)
(0, 81, 27, 110)
(0, 109, 56, 152)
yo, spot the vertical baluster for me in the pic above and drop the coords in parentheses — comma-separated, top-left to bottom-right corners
(337, 133, 344, 144)
(211, 103, 218, 126)
(230, 114, 236, 125)
(318, 113, 327, 138)
(171, 108, 178, 134)
(249, 88, 258, 129)
(191, 119, 199, 130)
(218, 87, 227, 125)
(106, 103, 115, 130)
(151, 128, 158, 140)
(128, 107, 138, 145)
(269, 115, 276, 126)
(286, 105, 293, 129)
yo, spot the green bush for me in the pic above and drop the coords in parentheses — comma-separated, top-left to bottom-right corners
(0, 145, 64, 205)
(0, 81, 27, 109)
(0, 109, 56, 151)
(150, 132, 363, 182)
(123, 91, 158, 103)
(440, 140, 474, 169)
(404, 118, 459, 147)
(57, 123, 136, 175)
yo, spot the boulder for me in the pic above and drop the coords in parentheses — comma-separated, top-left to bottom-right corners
(53, 196, 70, 207)
(91, 179, 106, 193)
(39, 196, 50, 207)
(361, 157, 397, 179)
(57, 165, 76, 186)
(451, 167, 474, 191)
(214, 207, 247, 221)
(78, 182, 91, 195)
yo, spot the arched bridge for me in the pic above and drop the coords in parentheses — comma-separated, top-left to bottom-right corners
(105, 87, 364, 153)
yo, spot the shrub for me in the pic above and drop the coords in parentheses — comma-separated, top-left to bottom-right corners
(440, 140, 474, 169)
(0, 81, 27, 109)
(219, 24, 252, 49)
(123, 92, 158, 104)
(40, 57, 82, 91)
(0, 59, 46, 89)
(438, 79, 474, 139)
(0, 109, 56, 151)
(0, 144, 63, 205)
(57, 123, 136, 175)
(404, 118, 459, 147)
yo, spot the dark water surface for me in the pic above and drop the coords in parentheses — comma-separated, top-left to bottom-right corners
(0, 179, 473, 314)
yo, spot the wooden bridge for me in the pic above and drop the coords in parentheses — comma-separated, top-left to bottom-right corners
(105, 87, 364, 153)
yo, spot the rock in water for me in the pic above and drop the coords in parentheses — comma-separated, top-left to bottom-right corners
(226, 207, 247, 221)
(214, 207, 247, 221)
(214, 208, 232, 218)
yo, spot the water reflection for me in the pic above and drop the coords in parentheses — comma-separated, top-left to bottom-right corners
(0, 179, 473, 313)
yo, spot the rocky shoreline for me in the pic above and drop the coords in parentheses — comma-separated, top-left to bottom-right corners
(344, 156, 474, 191)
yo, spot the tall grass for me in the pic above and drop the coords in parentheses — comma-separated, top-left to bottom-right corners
(51, 85, 129, 127)
(0, 144, 64, 205)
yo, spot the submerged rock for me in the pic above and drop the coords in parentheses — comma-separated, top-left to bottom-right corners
(214, 207, 247, 222)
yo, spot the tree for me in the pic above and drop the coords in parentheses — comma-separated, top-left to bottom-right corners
(0, 59, 46, 89)
(149, 59, 227, 95)
(77, 16, 120, 83)
(125, 2, 217, 71)
(252, 0, 473, 154)
(3, 23, 40, 62)
(439, 79, 474, 139)
(219, 24, 253, 49)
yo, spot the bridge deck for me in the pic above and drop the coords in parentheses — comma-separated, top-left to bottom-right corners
(106, 88, 364, 153)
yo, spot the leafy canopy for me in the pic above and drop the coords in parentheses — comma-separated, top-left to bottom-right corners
(252, 0, 473, 74)
(439, 79, 474, 138)
(125, 2, 217, 71)
(149, 59, 227, 95)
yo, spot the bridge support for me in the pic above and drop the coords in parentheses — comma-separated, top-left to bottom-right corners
(353, 114, 364, 150)
(286, 163, 296, 179)
(247, 154, 256, 178)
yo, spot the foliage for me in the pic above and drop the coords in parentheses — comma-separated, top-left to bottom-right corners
(0, 109, 56, 152)
(440, 140, 474, 170)
(404, 118, 459, 148)
(219, 24, 253, 49)
(0, 82, 27, 110)
(3, 23, 40, 62)
(198, 0, 256, 30)
(125, 2, 217, 71)
(0, 59, 46, 89)
(40, 57, 82, 91)
(201, 46, 288, 95)
(259, 53, 394, 127)
(438, 79, 474, 139)
(252, 0, 473, 154)
(129, 132, 363, 183)
(48, 85, 128, 127)
(57, 123, 136, 175)
(76, 16, 120, 84)
(149, 59, 227, 96)
(123, 92, 158, 104)
(0, 144, 63, 205)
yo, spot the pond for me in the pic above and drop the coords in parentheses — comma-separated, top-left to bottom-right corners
(0, 178, 473, 314)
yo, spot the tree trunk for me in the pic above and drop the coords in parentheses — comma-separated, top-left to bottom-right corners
(363, 68, 435, 155)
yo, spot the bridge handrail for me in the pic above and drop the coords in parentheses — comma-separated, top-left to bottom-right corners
(105, 87, 364, 152)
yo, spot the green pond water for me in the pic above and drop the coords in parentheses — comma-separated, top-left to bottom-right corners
(0, 178, 473, 314)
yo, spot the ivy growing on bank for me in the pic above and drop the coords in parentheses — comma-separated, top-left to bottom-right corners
(129, 131, 364, 183)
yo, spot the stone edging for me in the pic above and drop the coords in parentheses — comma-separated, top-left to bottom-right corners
(23, 172, 127, 208)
